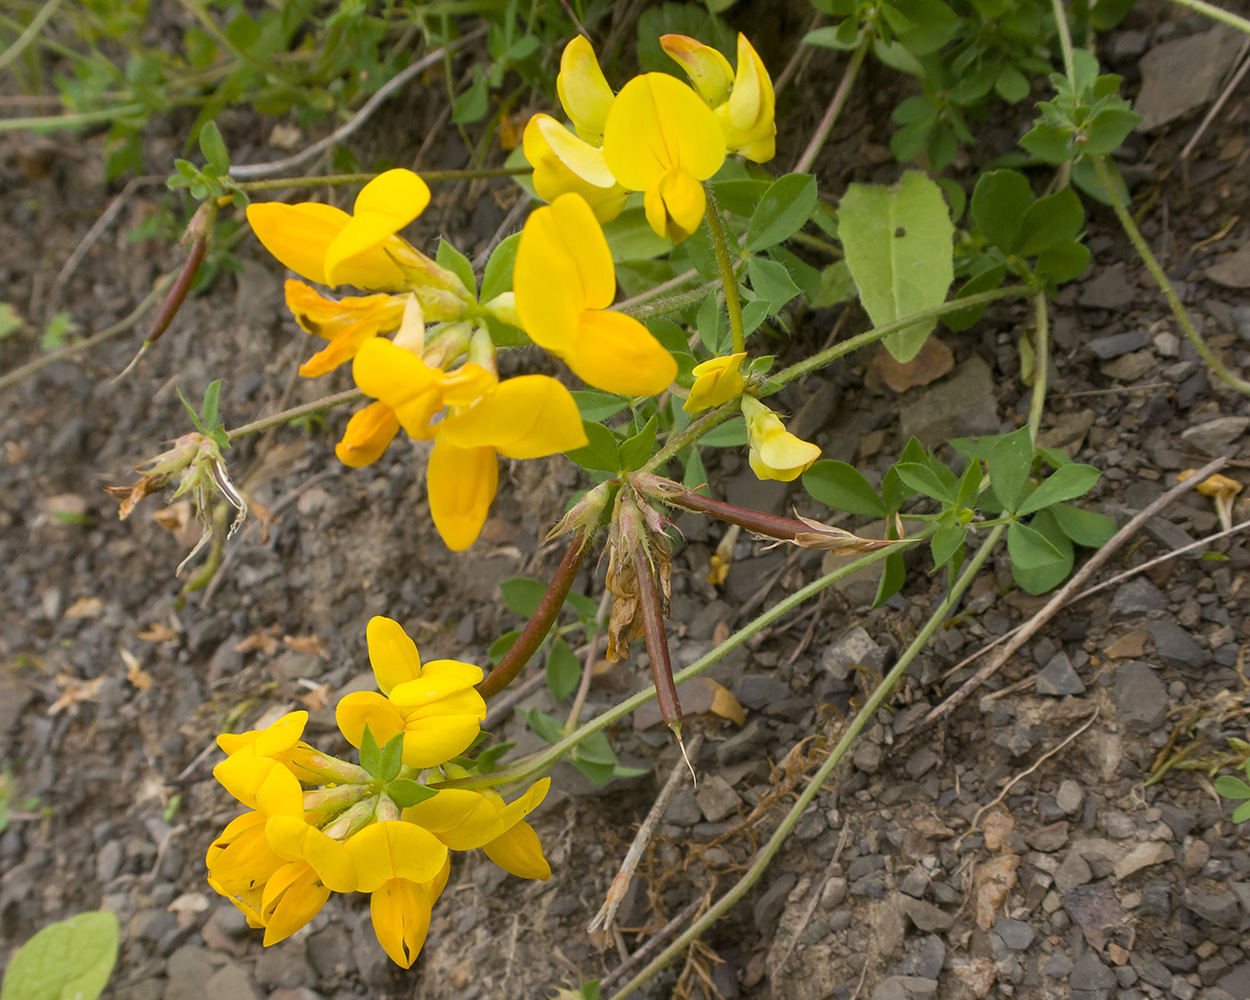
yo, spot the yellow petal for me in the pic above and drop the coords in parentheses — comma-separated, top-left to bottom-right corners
(323, 169, 431, 287)
(252, 711, 308, 758)
(523, 119, 629, 223)
(367, 615, 422, 696)
(401, 790, 503, 850)
(497, 777, 550, 828)
(370, 878, 432, 969)
(388, 659, 484, 706)
(247, 202, 346, 285)
(754, 429, 821, 481)
(660, 34, 735, 106)
(265, 816, 358, 893)
(400, 716, 484, 768)
(354, 168, 431, 221)
(347, 820, 449, 893)
(533, 115, 618, 188)
(644, 168, 707, 243)
(567, 310, 677, 398)
(603, 74, 726, 190)
(298, 319, 379, 377)
(335, 691, 407, 750)
(351, 338, 442, 438)
(283, 280, 404, 341)
(261, 861, 329, 945)
(684, 352, 747, 413)
(719, 34, 776, 162)
(439, 375, 589, 459)
(335, 402, 400, 468)
(426, 438, 497, 552)
(212, 751, 303, 817)
(439, 363, 497, 409)
(483, 821, 551, 880)
(556, 35, 615, 144)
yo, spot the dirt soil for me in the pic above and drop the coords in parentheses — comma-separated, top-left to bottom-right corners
(2, 2, 1250, 999)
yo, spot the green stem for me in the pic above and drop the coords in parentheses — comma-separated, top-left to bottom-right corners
(432, 543, 911, 791)
(226, 389, 363, 441)
(1049, 0, 1077, 90)
(1093, 155, 1250, 395)
(702, 184, 746, 354)
(793, 29, 871, 174)
(606, 523, 1006, 1000)
(620, 282, 720, 322)
(0, 0, 66, 74)
(642, 401, 740, 473)
(0, 105, 147, 132)
(772, 285, 1030, 388)
(227, 166, 533, 194)
(1163, 0, 1250, 34)
(1028, 291, 1049, 444)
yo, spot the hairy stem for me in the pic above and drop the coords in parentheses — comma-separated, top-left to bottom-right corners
(226, 389, 363, 441)
(1163, 0, 1250, 34)
(479, 531, 589, 699)
(642, 401, 740, 473)
(1093, 155, 1250, 395)
(1028, 291, 1049, 444)
(606, 524, 1005, 1000)
(703, 184, 746, 355)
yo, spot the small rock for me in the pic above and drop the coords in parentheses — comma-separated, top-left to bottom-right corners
(1110, 579, 1167, 619)
(900, 867, 929, 898)
(1102, 810, 1136, 839)
(1036, 652, 1086, 696)
(1028, 821, 1070, 853)
(1056, 850, 1094, 894)
(1184, 887, 1241, 927)
(97, 840, 124, 883)
(994, 916, 1035, 951)
(1045, 952, 1074, 978)
(664, 788, 703, 826)
(1081, 262, 1135, 310)
(1072, 953, 1117, 991)
(872, 976, 938, 1000)
(204, 965, 260, 1000)
(1131, 952, 1175, 989)
(1115, 842, 1175, 880)
(1217, 964, 1250, 1000)
(1104, 630, 1150, 659)
(1135, 26, 1245, 131)
(254, 941, 315, 990)
(905, 748, 938, 778)
(1089, 331, 1151, 359)
(898, 356, 1000, 446)
(1171, 974, 1198, 1000)
(820, 626, 885, 681)
(1102, 351, 1156, 382)
(754, 873, 798, 934)
(736, 674, 789, 711)
(900, 935, 946, 980)
(1158, 803, 1198, 840)
(1180, 416, 1250, 455)
(900, 897, 953, 932)
(696, 775, 741, 823)
(1208, 244, 1250, 289)
(1113, 662, 1169, 734)
(1140, 881, 1172, 919)
(1150, 620, 1206, 666)
(1057, 780, 1085, 815)
(853, 741, 883, 773)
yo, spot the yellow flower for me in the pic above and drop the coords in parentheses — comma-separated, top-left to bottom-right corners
(514, 193, 677, 398)
(402, 777, 552, 880)
(334, 616, 487, 766)
(206, 811, 285, 918)
(521, 113, 628, 224)
(212, 749, 305, 817)
(345, 821, 451, 968)
(351, 338, 588, 550)
(741, 396, 821, 482)
(684, 352, 747, 413)
(335, 401, 401, 468)
(282, 280, 407, 377)
(556, 35, 615, 145)
(602, 73, 726, 242)
(662, 33, 776, 163)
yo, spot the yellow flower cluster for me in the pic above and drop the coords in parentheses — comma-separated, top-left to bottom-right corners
(524, 33, 776, 242)
(206, 617, 550, 967)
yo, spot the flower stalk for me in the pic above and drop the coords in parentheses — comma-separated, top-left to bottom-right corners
(702, 183, 746, 354)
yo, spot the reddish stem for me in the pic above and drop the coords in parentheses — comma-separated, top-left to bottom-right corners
(143, 235, 207, 347)
(631, 541, 681, 729)
(479, 530, 588, 699)
(634, 473, 802, 541)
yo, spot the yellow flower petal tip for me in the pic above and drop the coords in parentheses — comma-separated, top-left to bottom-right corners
(684, 352, 747, 413)
(719, 34, 776, 163)
(742, 397, 820, 482)
(335, 401, 400, 468)
(556, 35, 615, 144)
(660, 34, 735, 107)
(366, 615, 423, 695)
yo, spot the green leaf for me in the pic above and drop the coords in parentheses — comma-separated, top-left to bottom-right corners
(378, 732, 404, 783)
(699, 416, 748, 447)
(566, 421, 620, 472)
(873, 548, 907, 607)
(1008, 519, 1065, 570)
(619, 416, 658, 471)
(745, 174, 818, 252)
(452, 71, 489, 124)
(1234, 800, 1250, 823)
(1050, 502, 1117, 547)
(746, 256, 801, 308)
(198, 121, 229, 175)
(489, 630, 521, 665)
(683, 446, 709, 494)
(895, 462, 954, 503)
(1020, 121, 1072, 163)
(1011, 509, 1073, 593)
(711, 178, 770, 218)
(1071, 156, 1129, 207)
(696, 291, 723, 353)
(0, 303, 23, 340)
(1016, 463, 1101, 516)
(359, 725, 382, 777)
(546, 639, 581, 701)
(436, 239, 476, 298)
(943, 263, 1006, 332)
(971, 169, 1032, 254)
(572, 390, 629, 422)
(1214, 775, 1250, 800)
(804, 21, 863, 50)
(1083, 107, 1140, 155)
(838, 171, 954, 362)
(480, 232, 520, 302)
(930, 523, 966, 570)
(995, 65, 1031, 103)
(0, 911, 119, 1000)
(603, 208, 675, 261)
(201, 379, 222, 430)
(1036, 241, 1091, 283)
(888, 0, 960, 53)
(385, 778, 437, 808)
(803, 461, 887, 517)
(500, 577, 547, 618)
(176, 386, 207, 433)
(1017, 187, 1084, 256)
(518, 707, 564, 745)
(566, 591, 600, 622)
(811, 260, 856, 308)
(988, 427, 1033, 512)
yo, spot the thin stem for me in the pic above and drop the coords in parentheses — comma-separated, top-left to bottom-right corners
(478, 531, 590, 700)
(1028, 291, 1049, 444)
(0, 0, 66, 74)
(633, 537, 681, 731)
(702, 185, 746, 355)
(620, 282, 719, 322)
(1093, 155, 1250, 395)
(616, 267, 700, 310)
(227, 166, 533, 194)
(1164, 0, 1250, 34)
(642, 401, 739, 473)
(564, 591, 610, 732)
(606, 523, 1005, 1000)
(772, 285, 1031, 388)
(0, 105, 147, 132)
(792, 31, 871, 174)
(226, 389, 363, 441)
(1049, 0, 1077, 89)
(432, 543, 909, 791)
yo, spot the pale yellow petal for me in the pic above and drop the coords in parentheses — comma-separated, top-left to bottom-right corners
(439, 375, 589, 459)
(567, 310, 677, 397)
(367, 616, 423, 696)
(556, 35, 615, 144)
(347, 821, 449, 893)
(426, 438, 497, 552)
(603, 73, 726, 190)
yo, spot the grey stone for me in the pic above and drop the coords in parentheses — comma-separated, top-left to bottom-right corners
(1103, 351, 1156, 382)
(754, 872, 798, 934)
(1218, 964, 1250, 1000)
(994, 916, 1035, 951)
(1037, 652, 1086, 696)
(873, 977, 938, 1000)
(1115, 841, 1175, 879)
(715, 719, 766, 766)
(1114, 662, 1169, 734)
(1172, 975, 1198, 1000)
(1057, 780, 1084, 815)
(1185, 888, 1241, 927)
(1151, 620, 1206, 666)
(899, 356, 1000, 447)
(900, 867, 929, 899)
(900, 897, 953, 932)
(1072, 953, 1118, 991)
(900, 935, 945, 980)
(820, 626, 885, 682)
(269, 991, 325, 1000)
(853, 741, 883, 773)
(1028, 821, 1070, 853)
(1135, 26, 1245, 131)
(254, 941, 315, 989)
(664, 788, 703, 826)
(696, 775, 741, 823)
(97, 840, 124, 883)
(1055, 850, 1094, 894)
(736, 674, 789, 711)
(1045, 952, 1074, 978)
(1160, 803, 1199, 840)
(1141, 881, 1174, 919)
(164, 946, 225, 1000)
(204, 965, 260, 1000)
(1181, 417, 1250, 455)
(1103, 810, 1137, 839)
(307, 924, 352, 979)
(1089, 331, 1151, 359)
(1132, 952, 1175, 989)
(905, 748, 938, 778)
(1110, 578, 1168, 619)
(1081, 262, 1135, 310)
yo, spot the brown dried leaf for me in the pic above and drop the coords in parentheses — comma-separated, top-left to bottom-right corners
(63, 596, 102, 619)
(136, 622, 178, 643)
(104, 473, 169, 521)
(283, 634, 330, 659)
(234, 633, 280, 656)
(632, 677, 746, 729)
(791, 513, 901, 554)
(297, 683, 333, 712)
(868, 337, 955, 393)
(120, 647, 153, 691)
(47, 673, 106, 716)
(973, 852, 1019, 930)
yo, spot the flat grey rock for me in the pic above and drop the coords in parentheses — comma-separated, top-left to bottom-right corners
(1180, 416, 1249, 455)
(1113, 662, 1169, 734)
(899, 356, 999, 447)
(994, 916, 1035, 951)
(1150, 620, 1205, 667)
(1080, 262, 1135, 310)
(1037, 652, 1086, 696)
(1088, 331, 1150, 359)
(1185, 887, 1241, 927)
(1135, 26, 1244, 131)
(1110, 578, 1167, 619)
(820, 625, 885, 681)
(1071, 953, 1117, 991)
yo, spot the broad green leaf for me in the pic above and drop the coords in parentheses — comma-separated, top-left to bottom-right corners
(1007, 519, 1066, 570)
(436, 239, 476, 298)
(995, 65, 1030, 103)
(712, 178, 770, 218)
(746, 257, 801, 308)
(1020, 121, 1072, 163)
(971, 169, 1032, 254)
(619, 416, 658, 471)
(572, 390, 629, 422)
(201, 379, 222, 430)
(803, 461, 887, 517)
(1083, 107, 1140, 155)
(1011, 509, 1073, 593)
(811, 260, 856, 308)
(602, 208, 674, 261)
(768, 247, 822, 303)
(930, 524, 966, 569)
(546, 639, 581, 701)
(988, 427, 1033, 512)
(700, 416, 748, 447)
(1017, 187, 1084, 256)
(566, 421, 620, 472)
(683, 446, 709, 494)
(1050, 502, 1117, 547)
(489, 630, 521, 665)
(566, 591, 601, 622)
(451, 71, 489, 124)
(1036, 241, 1091, 283)
(943, 264, 1006, 332)
(696, 291, 723, 354)
(500, 577, 547, 618)
(198, 121, 229, 175)
(1071, 156, 1130, 207)
(803, 21, 863, 50)
(745, 174, 819, 252)
(1016, 463, 1101, 516)
(480, 232, 520, 302)
(894, 462, 954, 503)
(518, 708, 564, 745)
(838, 171, 954, 362)
(888, 0, 960, 54)
(0, 912, 119, 1000)
(1214, 776, 1250, 800)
